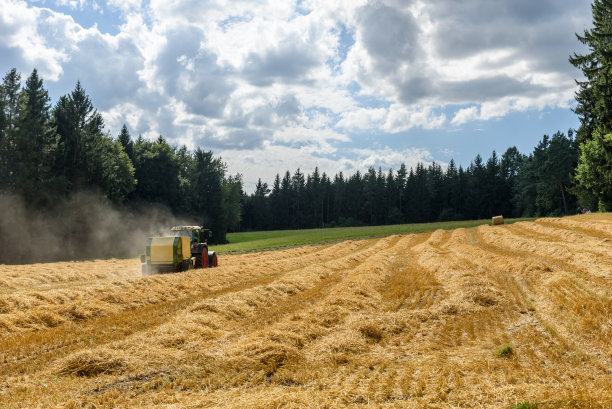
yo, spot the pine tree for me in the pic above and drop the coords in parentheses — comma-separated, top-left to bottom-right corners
(269, 173, 283, 229)
(191, 148, 227, 243)
(396, 163, 407, 218)
(500, 147, 524, 216)
(440, 159, 459, 221)
(52, 81, 136, 202)
(252, 178, 271, 230)
(132, 136, 180, 208)
(0, 68, 22, 189)
(14, 69, 58, 205)
(117, 124, 134, 162)
(570, 0, 612, 209)
(291, 169, 305, 228)
(570, 0, 612, 141)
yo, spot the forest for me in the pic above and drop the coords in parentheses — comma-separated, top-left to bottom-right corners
(0, 67, 604, 244)
(241, 134, 581, 231)
(1, 0, 612, 244)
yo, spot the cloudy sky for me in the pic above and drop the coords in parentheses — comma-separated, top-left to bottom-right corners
(1, 0, 592, 190)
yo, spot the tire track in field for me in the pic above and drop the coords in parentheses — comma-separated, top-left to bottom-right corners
(474, 226, 611, 286)
(378, 232, 436, 312)
(413, 228, 522, 348)
(536, 218, 612, 241)
(424, 226, 610, 392)
(466, 226, 611, 367)
(201, 235, 403, 338)
(508, 222, 612, 254)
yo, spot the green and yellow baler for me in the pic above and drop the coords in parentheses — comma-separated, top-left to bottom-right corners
(141, 226, 218, 275)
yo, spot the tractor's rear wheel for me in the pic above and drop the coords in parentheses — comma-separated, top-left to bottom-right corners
(195, 253, 205, 268)
(207, 251, 218, 267)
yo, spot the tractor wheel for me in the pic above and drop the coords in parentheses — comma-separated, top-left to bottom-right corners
(207, 251, 218, 267)
(195, 253, 203, 268)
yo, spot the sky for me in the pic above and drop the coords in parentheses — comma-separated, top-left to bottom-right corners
(0, 0, 593, 191)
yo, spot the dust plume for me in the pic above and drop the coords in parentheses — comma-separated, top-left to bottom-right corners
(0, 192, 191, 264)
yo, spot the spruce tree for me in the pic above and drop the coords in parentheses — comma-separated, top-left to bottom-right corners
(14, 69, 58, 205)
(0, 69, 22, 189)
(117, 124, 134, 162)
(570, 0, 612, 209)
(570, 0, 612, 141)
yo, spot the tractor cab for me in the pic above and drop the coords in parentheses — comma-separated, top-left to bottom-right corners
(171, 226, 212, 246)
(169, 226, 217, 269)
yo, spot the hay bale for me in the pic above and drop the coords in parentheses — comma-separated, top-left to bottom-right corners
(492, 215, 504, 225)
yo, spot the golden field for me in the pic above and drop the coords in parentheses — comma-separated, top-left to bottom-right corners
(0, 214, 610, 408)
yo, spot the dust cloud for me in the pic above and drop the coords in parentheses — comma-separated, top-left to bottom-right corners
(0, 192, 191, 264)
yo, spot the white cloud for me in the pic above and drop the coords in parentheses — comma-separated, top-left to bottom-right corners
(383, 104, 446, 132)
(107, 0, 141, 13)
(451, 106, 479, 126)
(0, 1, 69, 80)
(0, 0, 592, 183)
(336, 107, 386, 131)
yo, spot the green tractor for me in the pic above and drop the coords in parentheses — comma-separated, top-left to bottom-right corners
(140, 226, 218, 275)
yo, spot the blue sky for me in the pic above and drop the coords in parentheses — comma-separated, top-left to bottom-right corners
(0, 0, 591, 191)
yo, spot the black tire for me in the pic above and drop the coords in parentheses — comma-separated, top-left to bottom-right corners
(195, 253, 204, 268)
(207, 251, 218, 267)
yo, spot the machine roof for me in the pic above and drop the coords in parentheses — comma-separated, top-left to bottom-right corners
(170, 226, 205, 231)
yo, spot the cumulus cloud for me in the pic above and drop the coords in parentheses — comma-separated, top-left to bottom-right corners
(0, 2, 68, 80)
(242, 40, 321, 86)
(336, 107, 386, 131)
(451, 106, 480, 126)
(0, 0, 592, 184)
(107, 0, 141, 13)
(356, 2, 422, 74)
(383, 104, 446, 132)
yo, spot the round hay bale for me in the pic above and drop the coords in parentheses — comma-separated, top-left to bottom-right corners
(492, 215, 504, 225)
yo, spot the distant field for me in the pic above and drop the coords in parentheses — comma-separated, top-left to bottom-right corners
(215, 217, 537, 252)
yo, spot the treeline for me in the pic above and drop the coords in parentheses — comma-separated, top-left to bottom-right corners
(0, 67, 587, 242)
(241, 131, 580, 231)
(0, 68, 241, 243)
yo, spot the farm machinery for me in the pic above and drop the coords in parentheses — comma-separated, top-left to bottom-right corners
(140, 226, 218, 275)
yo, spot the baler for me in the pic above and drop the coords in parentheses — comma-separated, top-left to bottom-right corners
(141, 226, 218, 275)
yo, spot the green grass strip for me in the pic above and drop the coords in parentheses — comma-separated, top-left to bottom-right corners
(212, 217, 536, 254)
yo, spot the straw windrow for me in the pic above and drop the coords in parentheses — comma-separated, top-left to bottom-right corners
(0, 214, 610, 408)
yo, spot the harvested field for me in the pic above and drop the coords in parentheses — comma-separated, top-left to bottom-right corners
(0, 214, 610, 408)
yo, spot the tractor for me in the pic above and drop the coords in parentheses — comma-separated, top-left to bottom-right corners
(140, 226, 218, 275)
